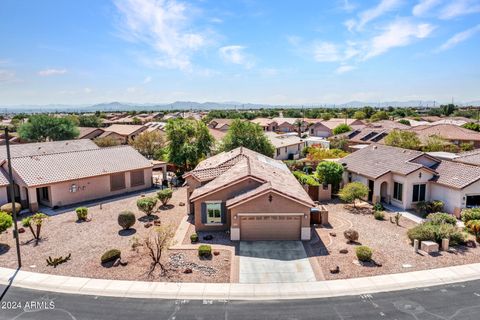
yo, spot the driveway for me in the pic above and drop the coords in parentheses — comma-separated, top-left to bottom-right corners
(239, 241, 316, 283)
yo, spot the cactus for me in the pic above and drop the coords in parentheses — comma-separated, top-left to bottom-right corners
(46, 253, 71, 268)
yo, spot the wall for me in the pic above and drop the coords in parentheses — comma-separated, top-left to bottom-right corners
(309, 123, 332, 138)
(0, 186, 7, 206)
(193, 178, 262, 231)
(274, 142, 305, 160)
(430, 181, 480, 216)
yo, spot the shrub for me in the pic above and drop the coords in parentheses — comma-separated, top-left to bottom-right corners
(429, 200, 444, 213)
(344, 229, 359, 243)
(137, 197, 158, 216)
(407, 223, 437, 244)
(198, 244, 212, 257)
(461, 208, 480, 223)
(372, 203, 384, 212)
(293, 171, 320, 186)
(466, 220, 480, 242)
(427, 212, 457, 226)
(407, 222, 465, 245)
(75, 207, 88, 221)
(435, 224, 465, 246)
(118, 211, 136, 230)
(355, 246, 373, 262)
(190, 233, 199, 243)
(339, 182, 369, 208)
(0, 202, 21, 214)
(373, 211, 385, 221)
(101, 249, 121, 264)
(0, 211, 13, 233)
(157, 188, 173, 206)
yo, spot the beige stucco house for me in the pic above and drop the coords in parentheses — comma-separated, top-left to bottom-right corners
(184, 147, 314, 241)
(265, 132, 306, 160)
(340, 144, 480, 216)
(0, 140, 153, 211)
(101, 124, 147, 144)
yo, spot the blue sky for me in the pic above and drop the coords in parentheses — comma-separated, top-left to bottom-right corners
(0, 0, 479, 106)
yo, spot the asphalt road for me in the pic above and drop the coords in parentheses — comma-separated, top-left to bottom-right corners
(2, 280, 480, 320)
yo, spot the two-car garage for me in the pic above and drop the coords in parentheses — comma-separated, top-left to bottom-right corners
(239, 214, 302, 241)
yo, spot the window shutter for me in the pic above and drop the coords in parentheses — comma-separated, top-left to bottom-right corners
(221, 202, 227, 224)
(201, 203, 207, 224)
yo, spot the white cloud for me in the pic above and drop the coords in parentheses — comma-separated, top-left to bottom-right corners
(0, 70, 15, 83)
(219, 45, 254, 68)
(143, 76, 152, 84)
(439, 0, 480, 19)
(313, 42, 342, 62)
(84, 87, 92, 93)
(114, 0, 207, 71)
(349, 0, 404, 31)
(413, 0, 442, 16)
(437, 24, 480, 51)
(38, 68, 67, 76)
(335, 65, 356, 74)
(364, 19, 435, 59)
(340, 0, 356, 12)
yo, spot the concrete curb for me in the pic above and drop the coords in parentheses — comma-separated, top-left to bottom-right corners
(2, 263, 480, 300)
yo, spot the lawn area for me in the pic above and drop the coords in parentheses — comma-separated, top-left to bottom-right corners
(313, 201, 480, 280)
(0, 187, 230, 283)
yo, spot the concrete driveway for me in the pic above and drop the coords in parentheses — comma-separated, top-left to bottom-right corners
(239, 241, 316, 284)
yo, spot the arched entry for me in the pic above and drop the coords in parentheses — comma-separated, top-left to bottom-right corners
(380, 182, 389, 203)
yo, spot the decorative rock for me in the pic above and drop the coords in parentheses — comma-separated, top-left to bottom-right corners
(375, 262, 382, 267)
(402, 264, 413, 268)
(329, 232, 336, 237)
(113, 258, 121, 267)
(330, 266, 340, 274)
(441, 238, 449, 251)
(421, 241, 439, 254)
(18, 228, 25, 234)
(144, 222, 153, 228)
(466, 240, 477, 248)
(339, 249, 348, 254)
(203, 235, 214, 241)
(184, 268, 192, 274)
(213, 251, 220, 256)
(29, 265, 36, 268)
(154, 220, 161, 226)
(179, 202, 185, 206)
(414, 239, 419, 253)
(119, 260, 128, 266)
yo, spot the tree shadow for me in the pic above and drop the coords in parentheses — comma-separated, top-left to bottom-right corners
(160, 204, 175, 210)
(138, 215, 159, 222)
(101, 260, 115, 268)
(0, 243, 10, 255)
(118, 228, 137, 236)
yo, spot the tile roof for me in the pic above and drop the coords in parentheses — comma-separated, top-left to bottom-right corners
(78, 127, 104, 138)
(0, 168, 9, 186)
(335, 120, 409, 144)
(250, 118, 277, 126)
(265, 132, 305, 148)
(10, 146, 152, 187)
(0, 139, 99, 161)
(430, 160, 480, 189)
(408, 124, 480, 141)
(104, 124, 147, 136)
(454, 149, 480, 166)
(321, 119, 364, 130)
(188, 147, 313, 207)
(208, 128, 227, 141)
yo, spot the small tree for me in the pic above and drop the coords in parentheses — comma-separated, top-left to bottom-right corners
(353, 111, 366, 120)
(384, 130, 421, 150)
(143, 225, 175, 276)
(94, 136, 121, 147)
(129, 130, 165, 159)
(137, 197, 158, 217)
(0, 211, 13, 234)
(221, 119, 275, 157)
(332, 124, 352, 135)
(22, 213, 48, 245)
(316, 161, 344, 192)
(339, 182, 369, 208)
(157, 188, 173, 206)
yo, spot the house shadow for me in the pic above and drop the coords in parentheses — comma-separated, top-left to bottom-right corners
(305, 229, 330, 258)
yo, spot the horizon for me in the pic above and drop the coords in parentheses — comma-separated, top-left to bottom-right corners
(1, 0, 480, 106)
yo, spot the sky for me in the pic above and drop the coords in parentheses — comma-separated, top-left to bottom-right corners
(0, 0, 480, 106)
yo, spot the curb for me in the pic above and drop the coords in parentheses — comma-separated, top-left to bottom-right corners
(2, 263, 480, 300)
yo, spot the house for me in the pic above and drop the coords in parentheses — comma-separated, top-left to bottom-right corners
(306, 120, 333, 138)
(266, 132, 306, 160)
(407, 124, 480, 148)
(207, 119, 233, 131)
(454, 149, 480, 166)
(0, 140, 152, 211)
(78, 127, 105, 140)
(183, 147, 314, 241)
(340, 144, 480, 216)
(332, 120, 409, 147)
(250, 118, 278, 131)
(272, 118, 309, 133)
(100, 124, 147, 144)
(321, 118, 365, 131)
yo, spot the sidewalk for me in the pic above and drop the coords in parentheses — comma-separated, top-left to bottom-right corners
(2, 263, 480, 300)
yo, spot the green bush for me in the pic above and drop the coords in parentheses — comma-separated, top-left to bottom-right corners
(190, 233, 199, 243)
(292, 171, 320, 186)
(198, 244, 212, 257)
(407, 222, 465, 245)
(355, 246, 373, 262)
(157, 188, 173, 206)
(0, 211, 13, 233)
(407, 223, 437, 244)
(118, 211, 136, 230)
(75, 207, 88, 221)
(0, 202, 22, 214)
(101, 249, 121, 264)
(427, 212, 457, 226)
(461, 208, 480, 223)
(137, 197, 158, 216)
(372, 203, 384, 212)
(373, 211, 385, 220)
(429, 200, 444, 213)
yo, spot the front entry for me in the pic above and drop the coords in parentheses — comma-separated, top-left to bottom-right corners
(240, 215, 301, 241)
(368, 180, 374, 202)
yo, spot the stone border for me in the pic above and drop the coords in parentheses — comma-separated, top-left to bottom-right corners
(2, 263, 480, 300)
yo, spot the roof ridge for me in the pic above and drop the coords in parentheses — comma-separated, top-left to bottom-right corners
(10, 145, 129, 159)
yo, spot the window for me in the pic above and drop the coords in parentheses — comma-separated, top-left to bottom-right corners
(412, 184, 426, 202)
(110, 172, 126, 191)
(393, 182, 403, 201)
(276, 149, 280, 156)
(466, 195, 480, 208)
(310, 129, 314, 134)
(130, 170, 145, 187)
(206, 202, 222, 224)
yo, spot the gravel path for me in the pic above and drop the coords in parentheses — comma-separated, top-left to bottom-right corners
(312, 201, 480, 280)
(0, 187, 231, 282)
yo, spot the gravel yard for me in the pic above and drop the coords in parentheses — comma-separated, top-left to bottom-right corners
(312, 201, 480, 280)
(0, 187, 231, 282)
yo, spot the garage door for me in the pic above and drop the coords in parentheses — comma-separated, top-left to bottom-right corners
(240, 215, 301, 241)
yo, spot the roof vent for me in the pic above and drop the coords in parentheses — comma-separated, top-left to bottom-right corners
(372, 146, 377, 150)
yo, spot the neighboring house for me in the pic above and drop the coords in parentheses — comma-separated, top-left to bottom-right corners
(208, 119, 233, 131)
(208, 128, 227, 143)
(305, 120, 333, 138)
(250, 118, 278, 132)
(183, 147, 314, 241)
(266, 132, 306, 160)
(0, 142, 152, 211)
(321, 118, 365, 132)
(454, 149, 480, 166)
(333, 120, 409, 147)
(78, 127, 105, 140)
(101, 124, 147, 144)
(272, 118, 309, 133)
(340, 144, 480, 216)
(408, 124, 480, 148)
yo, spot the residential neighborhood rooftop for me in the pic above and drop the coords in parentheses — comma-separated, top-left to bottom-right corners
(454, 149, 480, 166)
(408, 124, 480, 142)
(103, 124, 147, 136)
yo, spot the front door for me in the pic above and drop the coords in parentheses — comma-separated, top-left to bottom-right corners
(368, 180, 374, 202)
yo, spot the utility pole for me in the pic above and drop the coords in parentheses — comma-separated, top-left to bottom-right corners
(4, 128, 21, 268)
